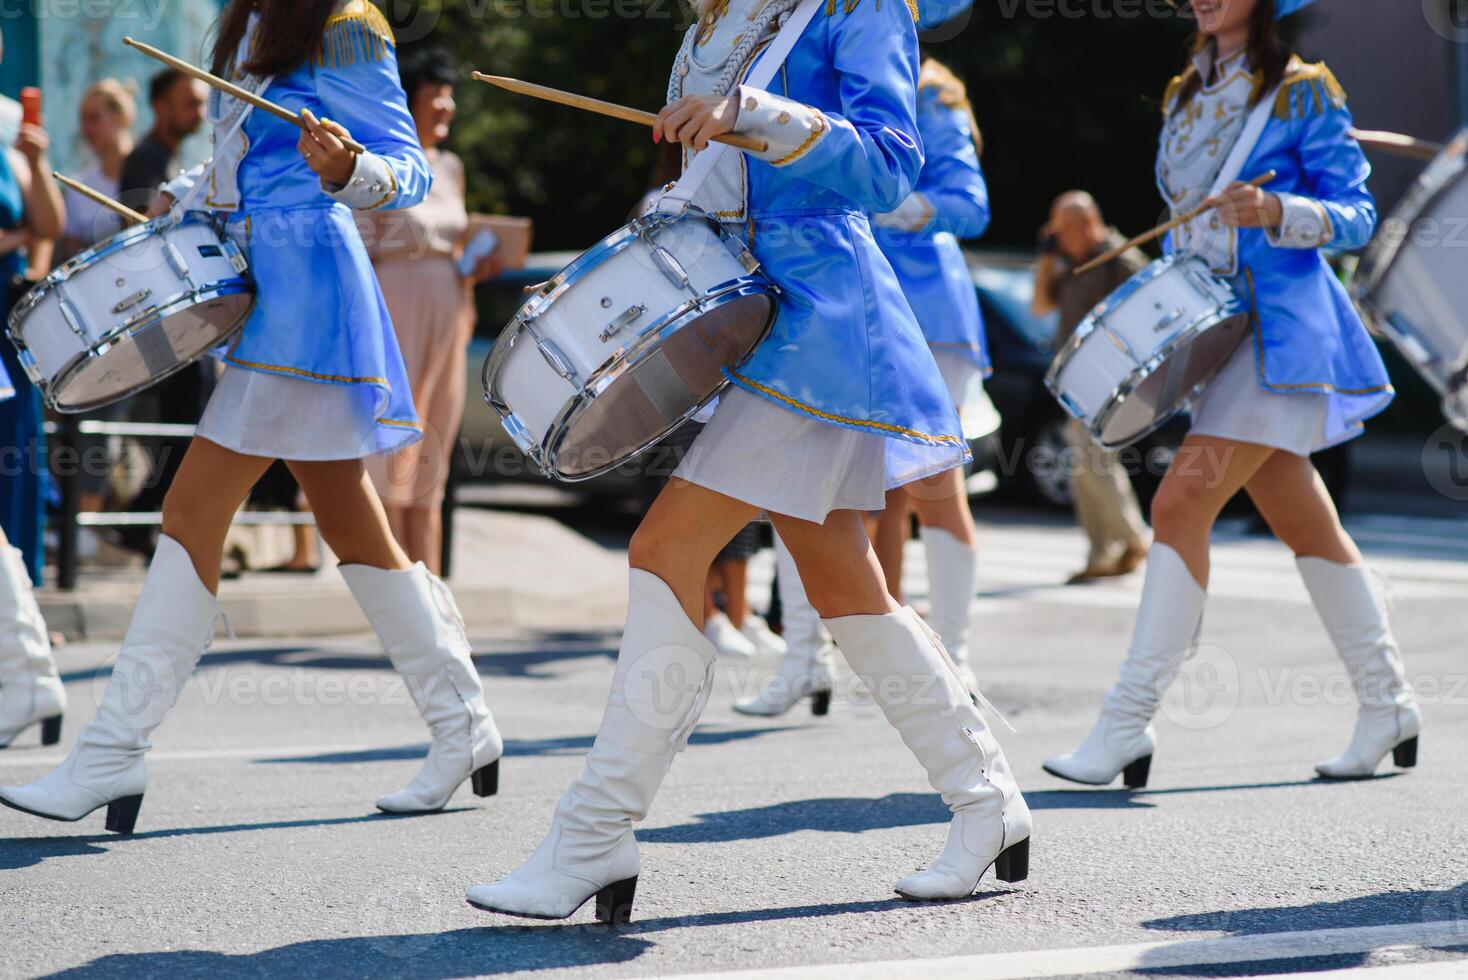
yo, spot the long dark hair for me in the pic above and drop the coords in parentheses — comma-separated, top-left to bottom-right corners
(211, 0, 339, 78)
(1173, 0, 1291, 111)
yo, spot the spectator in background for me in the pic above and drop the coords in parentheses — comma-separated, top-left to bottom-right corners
(58, 79, 136, 257)
(115, 69, 211, 554)
(360, 48, 499, 573)
(0, 31, 66, 581)
(118, 70, 206, 213)
(1033, 191, 1152, 584)
(57, 81, 139, 556)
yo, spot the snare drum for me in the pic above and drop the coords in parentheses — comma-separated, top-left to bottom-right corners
(1355, 130, 1468, 429)
(1047, 253, 1252, 449)
(483, 208, 778, 481)
(7, 211, 254, 413)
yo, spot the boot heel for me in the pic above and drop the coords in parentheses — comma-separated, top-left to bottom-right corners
(1393, 736, 1418, 769)
(470, 760, 500, 798)
(593, 875, 638, 924)
(1122, 754, 1152, 789)
(993, 836, 1030, 883)
(104, 795, 144, 835)
(810, 691, 831, 717)
(40, 715, 62, 746)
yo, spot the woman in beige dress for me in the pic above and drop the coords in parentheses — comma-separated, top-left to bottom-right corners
(362, 49, 499, 571)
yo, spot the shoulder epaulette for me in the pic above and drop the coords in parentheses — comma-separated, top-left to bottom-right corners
(314, 0, 395, 69)
(825, 0, 920, 23)
(1161, 70, 1191, 116)
(1274, 59, 1347, 121)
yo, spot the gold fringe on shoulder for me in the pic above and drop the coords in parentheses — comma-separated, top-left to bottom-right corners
(313, 0, 396, 69)
(919, 57, 983, 156)
(1274, 59, 1347, 121)
(1161, 69, 1192, 116)
(825, 0, 920, 21)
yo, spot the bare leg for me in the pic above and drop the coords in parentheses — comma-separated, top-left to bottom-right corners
(1149, 436, 1277, 588)
(906, 466, 977, 545)
(395, 505, 444, 574)
(768, 510, 898, 619)
(721, 559, 749, 627)
(1244, 451, 1363, 564)
(160, 438, 277, 593)
(628, 479, 764, 624)
(287, 459, 411, 571)
(872, 488, 908, 601)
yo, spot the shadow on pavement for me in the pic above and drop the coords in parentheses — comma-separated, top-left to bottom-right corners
(40, 926, 653, 979)
(58, 632, 621, 688)
(0, 810, 470, 872)
(1138, 881, 1468, 975)
(254, 725, 796, 766)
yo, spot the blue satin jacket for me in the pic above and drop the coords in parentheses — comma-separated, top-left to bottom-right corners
(1160, 60, 1393, 443)
(874, 70, 991, 374)
(717, 0, 970, 485)
(169, 1, 432, 454)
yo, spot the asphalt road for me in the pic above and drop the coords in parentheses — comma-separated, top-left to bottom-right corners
(2, 509, 1467, 979)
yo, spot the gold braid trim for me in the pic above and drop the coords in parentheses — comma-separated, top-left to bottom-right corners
(1274, 59, 1348, 121)
(313, 0, 396, 69)
(1161, 70, 1191, 116)
(826, 0, 919, 19)
(728, 370, 966, 446)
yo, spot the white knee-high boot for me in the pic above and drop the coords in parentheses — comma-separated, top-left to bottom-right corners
(1297, 557, 1420, 779)
(341, 563, 503, 814)
(920, 526, 979, 688)
(734, 535, 834, 717)
(466, 569, 717, 922)
(0, 536, 217, 834)
(0, 546, 65, 748)
(824, 607, 1030, 900)
(1043, 543, 1205, 788)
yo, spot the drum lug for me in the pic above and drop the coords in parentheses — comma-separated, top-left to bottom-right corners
(536, 336, 580, 385)
(599, 304, 648, 344)
(56, 287, 92, 344)
(501, 414, 545, 472)
(162, 241, 196, 289)
(1153, 306, 1187, 333)
(222, 238, 249, 275)
(644, 234, 695, 294)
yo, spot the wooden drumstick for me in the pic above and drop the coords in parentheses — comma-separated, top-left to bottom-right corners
(122, 36, 368, 155)
(53, 172, 148, 226)
(1072, 170, 1278, 277)
(1349, 128, 1442, 162)
(471, 72, 770, 154)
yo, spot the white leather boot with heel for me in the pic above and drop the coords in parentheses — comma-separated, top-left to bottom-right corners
(0, 546, 66, 748)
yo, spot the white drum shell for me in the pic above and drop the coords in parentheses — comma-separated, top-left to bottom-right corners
(1356, 130, 1468, 428)
(485, 209, 777, 480)
(8, 212, 252, 411)
(1047, 254, 1251, 448)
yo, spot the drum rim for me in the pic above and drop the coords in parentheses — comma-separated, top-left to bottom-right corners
(540, 279, 779, 481)
(1091, 310, 1252, 449)
(1355, 128, 1468, 306)
(6, 210, 234, 335)
(24, 281, 255, 414)
(1044, 253, 1251, 449)
(510, 206, 753, 330)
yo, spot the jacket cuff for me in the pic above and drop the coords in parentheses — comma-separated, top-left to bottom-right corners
(734, 85, 828, 167)
(873, 192, 935, 233)
(161, 162, 206, 202)
(323, 151, 398, 211)
(1266, 192, 1333, 249)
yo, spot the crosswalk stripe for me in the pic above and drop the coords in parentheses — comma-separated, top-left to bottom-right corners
(651, 920, 1468, 980)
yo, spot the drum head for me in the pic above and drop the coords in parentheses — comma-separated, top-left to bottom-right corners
(52, 290, 254, 413)
(549, 291, 776, 479)
(1099, 310, 1252, 448)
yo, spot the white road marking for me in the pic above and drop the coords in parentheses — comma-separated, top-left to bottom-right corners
(653, 920, 1468, 980)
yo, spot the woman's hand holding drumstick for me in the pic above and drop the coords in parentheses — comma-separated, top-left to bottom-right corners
(1073, 170, 1278, 276)
(297, 109, 358, 186)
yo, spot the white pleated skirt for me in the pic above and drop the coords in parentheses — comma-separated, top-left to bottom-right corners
(1188, 340, 1336, 457)
(194, 364, 384, 460)
(673, 386, 888, 523)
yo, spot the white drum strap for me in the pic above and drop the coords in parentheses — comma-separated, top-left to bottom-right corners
(657, 0, 825, 214)
(1208, 80, 1284, 199)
